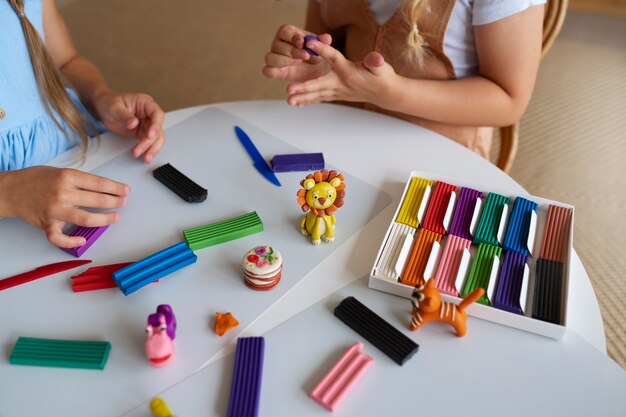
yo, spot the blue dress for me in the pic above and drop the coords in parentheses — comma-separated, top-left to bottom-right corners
(0, 0, 104, 171)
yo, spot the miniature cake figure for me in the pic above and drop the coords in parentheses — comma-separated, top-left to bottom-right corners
(297, 170, 346, 245)
(215, 312, 240, 336)
(242, 246, 282, 290)
(410, 278, 484, 337)
(145, 304, 177, 367)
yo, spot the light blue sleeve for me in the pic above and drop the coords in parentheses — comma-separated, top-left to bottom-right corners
(473, 0, 547, 26)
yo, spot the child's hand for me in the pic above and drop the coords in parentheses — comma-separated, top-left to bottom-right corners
(286, 39, 398, 108)
(94, 92, 166, 164)
(0, 166, 129, 248)
(262, 25, 333, 82)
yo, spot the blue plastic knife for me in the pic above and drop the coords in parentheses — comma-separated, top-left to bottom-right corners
(234, 126, 281, 186)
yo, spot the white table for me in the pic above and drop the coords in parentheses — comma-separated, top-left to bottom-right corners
(1, 100, 619, 417)
(154, 100, 606, 354)
(123, 276, 626, 417)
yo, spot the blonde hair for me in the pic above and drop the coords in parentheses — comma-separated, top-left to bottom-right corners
(403, 0, 429, 67)
(9, 0, 90, 160)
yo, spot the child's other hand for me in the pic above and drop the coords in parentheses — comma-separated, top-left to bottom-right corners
(262, 25, 333, 82)
(0, 166, 129, 248)
(286, 39, 397, 108)
(94, 92, 166, 164)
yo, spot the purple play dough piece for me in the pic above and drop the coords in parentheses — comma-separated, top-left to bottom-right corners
(448, 187, 483, 240)
(227, 337, 265, 417)
(493, 251, 529, 314)
(270, 153, 325, 172)
(62, 225, 109, 257)
(147, 304, 177, 340)
(303, 35, 319, 56)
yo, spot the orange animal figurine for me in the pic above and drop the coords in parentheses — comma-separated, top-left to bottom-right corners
(410, 278, 484, 337)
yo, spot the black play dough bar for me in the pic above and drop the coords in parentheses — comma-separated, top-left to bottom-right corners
(153, 163, 208, 203)
(334, 296, 419, 366)
(532, 258, 564, 325)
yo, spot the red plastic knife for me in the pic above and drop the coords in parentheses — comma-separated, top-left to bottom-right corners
(0, 260, 92, 292)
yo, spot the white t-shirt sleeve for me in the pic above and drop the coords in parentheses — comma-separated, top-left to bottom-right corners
(473, 0, 547, 26)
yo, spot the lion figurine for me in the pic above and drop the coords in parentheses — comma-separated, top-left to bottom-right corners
(297, 170, 346, 245)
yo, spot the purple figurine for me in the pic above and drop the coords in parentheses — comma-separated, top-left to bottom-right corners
(145, 304, 176, 367)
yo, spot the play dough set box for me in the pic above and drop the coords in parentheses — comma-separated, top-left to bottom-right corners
(369, 171, 574, 339)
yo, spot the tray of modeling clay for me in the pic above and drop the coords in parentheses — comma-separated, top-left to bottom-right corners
(369, 171, 574, 339)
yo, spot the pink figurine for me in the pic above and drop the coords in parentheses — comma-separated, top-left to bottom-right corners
(145, 304, 176, 367)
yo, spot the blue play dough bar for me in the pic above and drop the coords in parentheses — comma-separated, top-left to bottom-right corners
(227, 337, 265, 417)
(113, 241, 197, 295)
(502, 197, 538, 255)
(270, 153, 324, 172)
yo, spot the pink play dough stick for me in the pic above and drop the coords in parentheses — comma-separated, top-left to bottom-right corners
(310, 342, 373, 411)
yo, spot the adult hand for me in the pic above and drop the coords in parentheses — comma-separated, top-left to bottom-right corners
(262, 24, 333, 83)
(94, 91, 166, 164)
(286, 39, 398, 108)
(0, 166, 129, 248)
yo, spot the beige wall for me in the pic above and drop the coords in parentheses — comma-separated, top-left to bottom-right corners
(59, 0, 307, 111)
(570, 0, 626, 16)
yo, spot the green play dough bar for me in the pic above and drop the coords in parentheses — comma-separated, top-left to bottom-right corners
(462, 243, 502, 305)
(9, 337, 111, 370)
(183, 211, 264, 250)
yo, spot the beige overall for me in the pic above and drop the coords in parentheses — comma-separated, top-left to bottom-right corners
(319, 0, 492, 158)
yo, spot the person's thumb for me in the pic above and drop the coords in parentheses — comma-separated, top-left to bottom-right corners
(363, 51, 386, 74)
